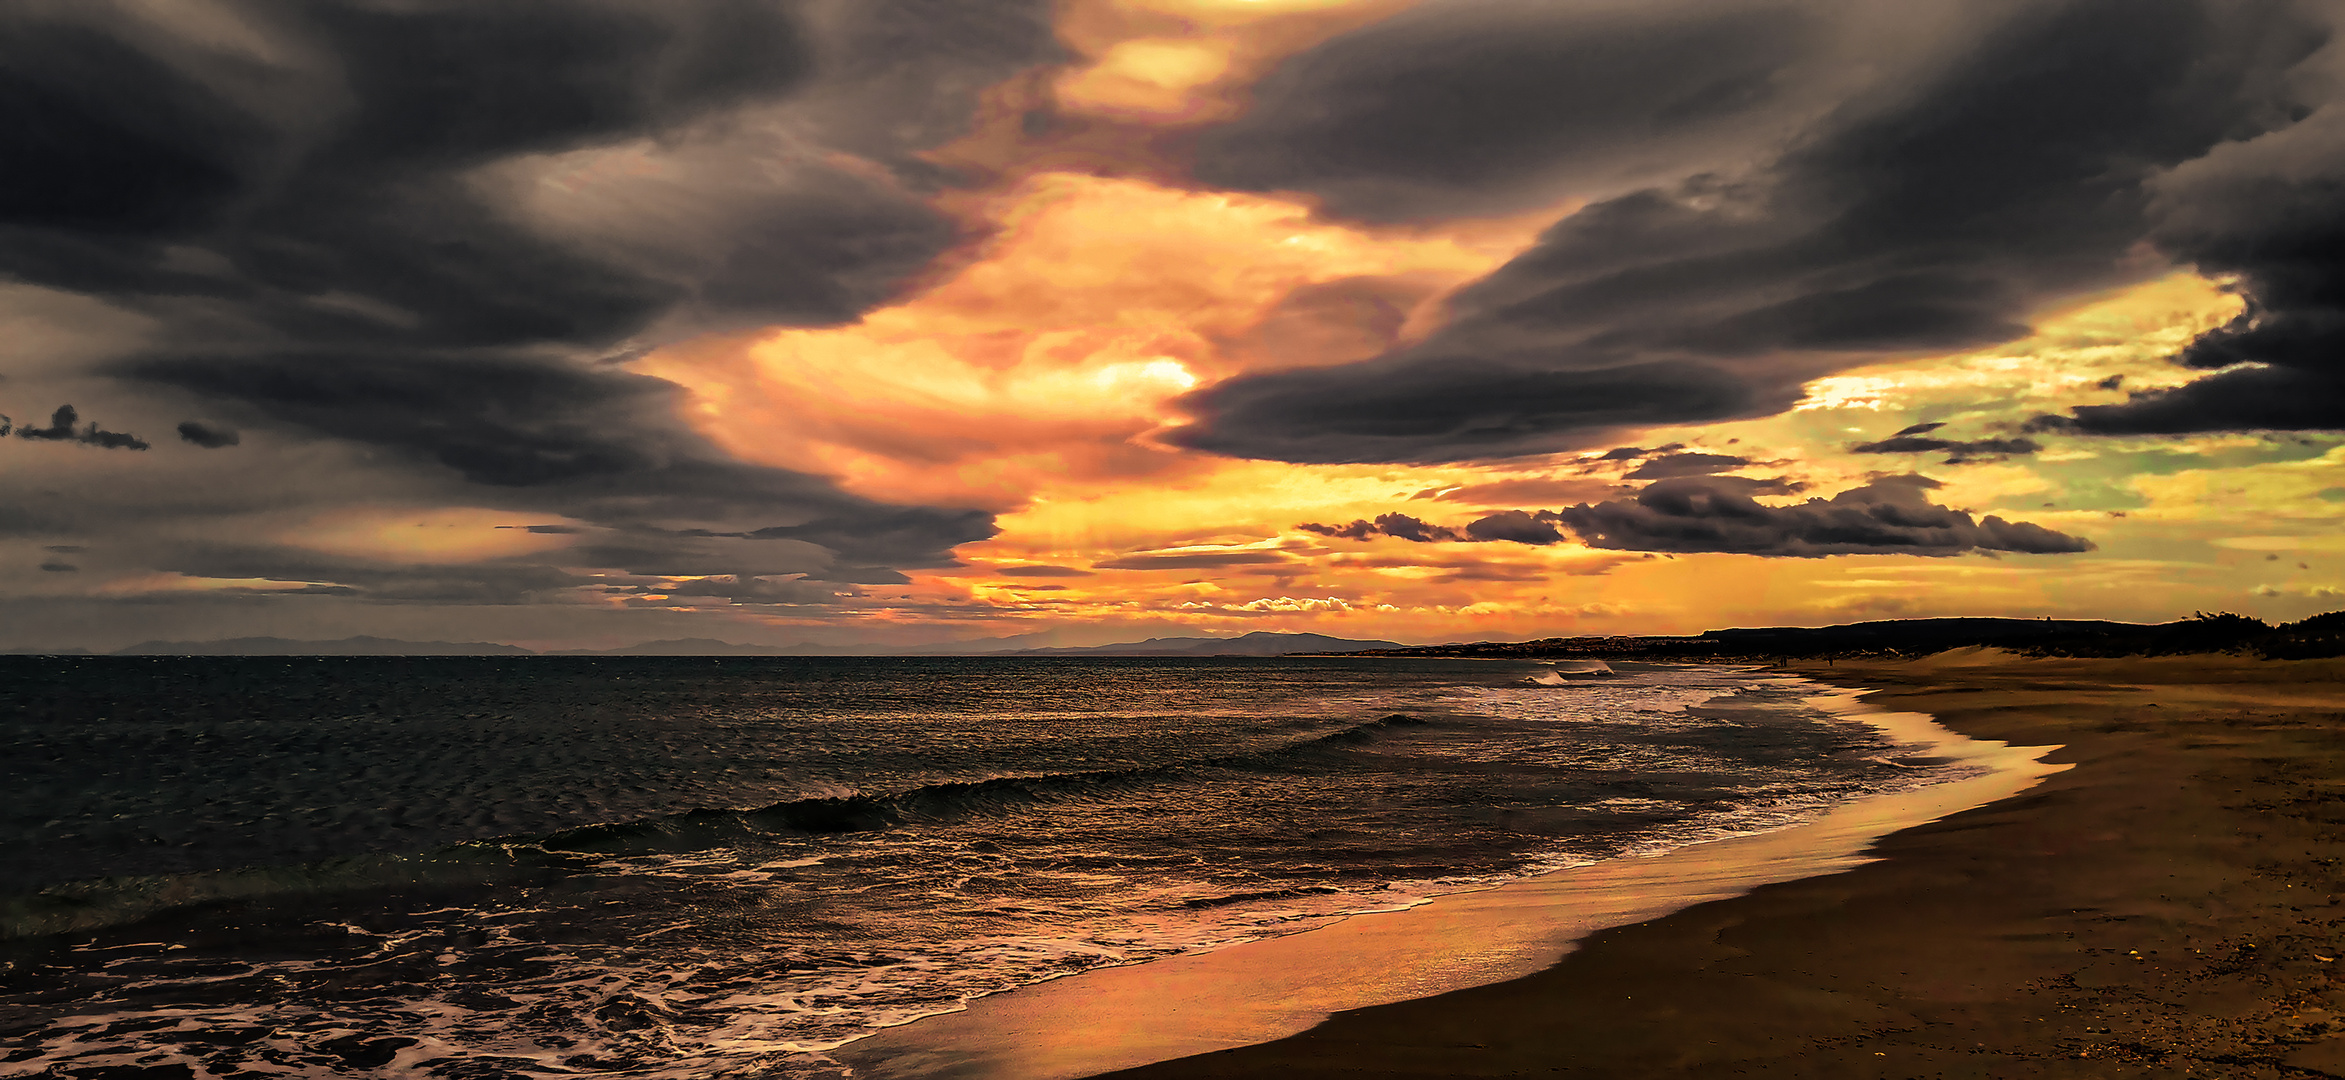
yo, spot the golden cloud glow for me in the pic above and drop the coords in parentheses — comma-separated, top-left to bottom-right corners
(1056, 38, 1235, 118)
(285, 508, 581, 565)
(1792, 273, 2244, 413)
(619, 11, 2322, 647)
(2127, 445, 2345, 527)
(96, 573, 336, 596)
(646, 271, 2275, 643)
(637, 172, 1539, 509)
(1048, 0, 1420, 123)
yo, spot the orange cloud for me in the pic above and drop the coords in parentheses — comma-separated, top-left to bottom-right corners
(636, 172, 1537, 509)
(1048, 0, 1423, 124)
(618, 0, 1673, 646)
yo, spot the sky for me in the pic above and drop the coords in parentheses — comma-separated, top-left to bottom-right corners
(3, 0, 2343, 652)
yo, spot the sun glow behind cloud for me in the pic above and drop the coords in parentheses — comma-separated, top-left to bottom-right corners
(1047, 0, 1422, 123)
(636, 171, 1542, 510)
(622, 1, 2339, 645)
(631, 155, 1592, 636)
(609, 0, 1665, 643)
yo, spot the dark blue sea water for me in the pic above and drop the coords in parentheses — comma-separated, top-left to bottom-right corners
(0, 656, 1960, 1078)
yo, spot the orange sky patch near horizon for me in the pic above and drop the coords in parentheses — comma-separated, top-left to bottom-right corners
(616, 0, 1658, 644)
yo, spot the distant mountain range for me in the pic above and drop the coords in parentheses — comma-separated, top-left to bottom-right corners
(33, 613, 2340, 659)
(542, 638, 801, 656)
(24, 631, 1405, 657)
(1006, 631, 1404, 656)
(104, 635, 534, 656)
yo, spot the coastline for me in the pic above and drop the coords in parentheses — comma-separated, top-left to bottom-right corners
(834, 665, 2068, 1080)
(1066, 650, 2345, 1078)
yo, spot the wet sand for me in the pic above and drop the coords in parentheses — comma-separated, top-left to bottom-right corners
(1070, 651, 2345, 1078)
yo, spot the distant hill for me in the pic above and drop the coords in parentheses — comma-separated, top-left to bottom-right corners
(110, 635, 534, 656)
(1010, 631, 1405, 657)
(87, 635, 1077, 657)
(77, 613, 2341, 660)
(544, 638, 799, 656)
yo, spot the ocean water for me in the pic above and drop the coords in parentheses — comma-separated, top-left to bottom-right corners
(0, 655, 1966, 1079)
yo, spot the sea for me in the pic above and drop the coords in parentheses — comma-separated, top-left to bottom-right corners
(0, 655, 1973, 1079)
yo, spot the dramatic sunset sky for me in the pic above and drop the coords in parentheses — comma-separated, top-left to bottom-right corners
(4, 0, 2343, 651)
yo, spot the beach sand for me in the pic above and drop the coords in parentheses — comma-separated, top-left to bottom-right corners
(844, 651, 2345, 1079)
(1062, 651, 2345, 1078)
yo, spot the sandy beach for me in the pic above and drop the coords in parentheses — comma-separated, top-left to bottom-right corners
(1052, 651, 2345, 1078)
(843, 650, 2345, 1079)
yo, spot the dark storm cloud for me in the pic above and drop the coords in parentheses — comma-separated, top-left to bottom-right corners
(150, 540, 593, 605)
(1306, 475, 2091, 556)
(1093, 550, 1296, 570)
(12, 405, 149, 450)
(655, 575, 843, 604)
(803, 565, 914, 585)
(1417, 476, 1629, 506)
(134, 351, 743, 490)
(1194, 0, 1822, 221)
(568, 537, 832, 581)
(1298, 519, 1385, 541)
(131, 349, 993, 566)
(1459, 510, 1569, 545)
(1623, 452, 1751, 479)
(747, 509, 1002, 569)
(1175, 0, 2335, 464)
(350, 567, 592, 605)
(175, 420, 238, 448)
(2069, 366, 2345, 433)
(2061, 103, 2345, 434)
(1302, 513, 1463, 543)
(0, 0, 1054, 589)
(1848, 430, 2040, 463)
(994, 564, 1097, 578)
(1299, 510, 1568, 545)
(1554, 475, 2093, 556)
(0, 2, 807, 315)
(0, 16, 265, 241)
(1176, 358, 1758, 463)
(307, 0, 807, 167)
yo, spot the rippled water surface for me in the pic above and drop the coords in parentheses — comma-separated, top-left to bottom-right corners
(0, 655, 1959, 1078)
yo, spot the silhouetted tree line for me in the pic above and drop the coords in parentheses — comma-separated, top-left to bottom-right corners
(1345, 611, 2345, 662)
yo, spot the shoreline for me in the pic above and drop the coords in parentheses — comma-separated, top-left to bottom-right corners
(1068, 650, 2345, 1078)
(834, 666, 2067, 1080)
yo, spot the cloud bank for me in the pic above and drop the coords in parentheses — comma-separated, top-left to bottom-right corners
(2066, 100, 2345, 434)
(1173, 0, 2340, 463)
(1304, 475, 2093, 557)
(0, 0, 1055, 619)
